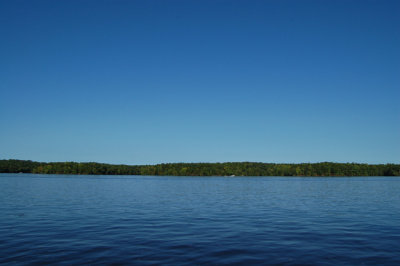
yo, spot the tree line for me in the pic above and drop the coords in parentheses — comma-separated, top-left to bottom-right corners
(1, 159, 399, 176)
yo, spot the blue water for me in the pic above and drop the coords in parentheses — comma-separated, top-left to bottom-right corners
(0, 174, 399, 265)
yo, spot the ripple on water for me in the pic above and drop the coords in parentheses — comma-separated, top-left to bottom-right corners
(0, 174, 400, 265)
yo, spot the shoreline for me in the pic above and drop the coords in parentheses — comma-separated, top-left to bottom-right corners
(1, 159, 399, 176)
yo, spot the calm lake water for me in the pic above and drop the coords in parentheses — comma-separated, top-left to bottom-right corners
(0, 174, 399, 265)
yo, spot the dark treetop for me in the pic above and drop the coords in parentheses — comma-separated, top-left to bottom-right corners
(1, 160, 399, 176)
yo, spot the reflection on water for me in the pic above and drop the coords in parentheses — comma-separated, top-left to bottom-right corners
(0, 174, 399, 264)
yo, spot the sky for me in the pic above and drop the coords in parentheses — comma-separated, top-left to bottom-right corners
(0, 0, 399, 165)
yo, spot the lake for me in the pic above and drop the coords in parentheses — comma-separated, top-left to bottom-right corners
(0, 174, 399, 265)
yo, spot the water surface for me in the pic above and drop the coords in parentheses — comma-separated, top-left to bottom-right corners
(0, 174, 399, 265)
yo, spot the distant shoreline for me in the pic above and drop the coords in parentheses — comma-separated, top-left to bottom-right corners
(1, 159, 399, 176)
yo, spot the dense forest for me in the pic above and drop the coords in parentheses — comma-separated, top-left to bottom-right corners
(0, 159, 399, 176)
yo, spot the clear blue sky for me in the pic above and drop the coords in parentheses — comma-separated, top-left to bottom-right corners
(1, 0, 399, 165)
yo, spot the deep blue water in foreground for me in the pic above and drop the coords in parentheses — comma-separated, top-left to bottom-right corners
(0, 174, 399, 265)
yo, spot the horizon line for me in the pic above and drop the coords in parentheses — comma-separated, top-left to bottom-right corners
(2, 159, 399, 166)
